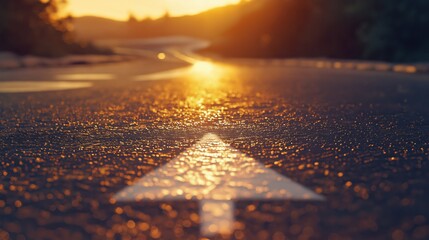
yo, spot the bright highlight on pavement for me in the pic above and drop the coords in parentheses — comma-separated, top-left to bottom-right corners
(134, 60, 228, 83)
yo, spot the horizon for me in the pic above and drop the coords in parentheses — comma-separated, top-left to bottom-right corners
(66, 0, 242, 21)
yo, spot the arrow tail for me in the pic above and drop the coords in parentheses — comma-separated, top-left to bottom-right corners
(199, 200, 235, 237)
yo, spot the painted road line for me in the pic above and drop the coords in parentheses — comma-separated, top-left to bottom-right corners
(0, 81, 93, 93)
(56, 73, 115, 81)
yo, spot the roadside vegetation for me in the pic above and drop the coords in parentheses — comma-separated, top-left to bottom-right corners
(0, 0, 110, 57)
(207, 0, 429, 62)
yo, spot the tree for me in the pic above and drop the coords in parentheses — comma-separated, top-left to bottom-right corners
(350, 0, 429, 62)
(128, 12, 138, 24)
(208, 0, 429, 62)
(162, 10, 171, 20)
(0, 0, 106, 57)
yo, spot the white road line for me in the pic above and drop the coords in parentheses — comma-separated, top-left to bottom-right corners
(56, 74, 115, 81)
(0, 81, 93, 93)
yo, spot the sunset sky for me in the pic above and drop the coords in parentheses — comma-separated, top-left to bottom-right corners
(66, 0, 241, 21)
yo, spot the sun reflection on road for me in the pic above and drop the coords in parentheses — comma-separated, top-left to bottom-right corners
(190, 61, 215, 75)
(178, 60, 237, 123)
(134, 59, 243, 126)
(188, 60, 229, 85)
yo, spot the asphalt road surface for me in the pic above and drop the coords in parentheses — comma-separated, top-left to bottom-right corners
(1, 37, 428, 240)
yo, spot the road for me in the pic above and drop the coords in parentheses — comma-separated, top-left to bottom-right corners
(1, 37, 428, 240)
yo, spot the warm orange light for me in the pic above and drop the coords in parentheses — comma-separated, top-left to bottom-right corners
(157, 52, 166, 60)
(67, 0, 241, 21)
(191, 61, 215, 75)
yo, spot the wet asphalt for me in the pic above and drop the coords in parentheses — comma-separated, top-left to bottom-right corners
(1, 47, 429, 240)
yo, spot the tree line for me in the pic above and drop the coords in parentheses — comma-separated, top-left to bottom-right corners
(208, 0, 429, 62)
(0, 0, 108, 57)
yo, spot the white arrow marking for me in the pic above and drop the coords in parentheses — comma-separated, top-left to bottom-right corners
(113, 133, 324, 237)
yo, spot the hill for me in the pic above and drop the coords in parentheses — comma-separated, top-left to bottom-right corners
(73, 1, 264, 41)
(72, 16, 128, 40)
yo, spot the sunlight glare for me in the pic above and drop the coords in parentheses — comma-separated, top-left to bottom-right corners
(191, 61, 215, 75)
(187, 61, 228, 87)
(67, 0, 241, 21)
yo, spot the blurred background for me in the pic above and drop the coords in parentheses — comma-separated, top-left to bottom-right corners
(1, 0, 429, 62)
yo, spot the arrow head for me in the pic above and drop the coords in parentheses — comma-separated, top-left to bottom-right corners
(113, 133, 324, 237)
(113, 133, 324, 202)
